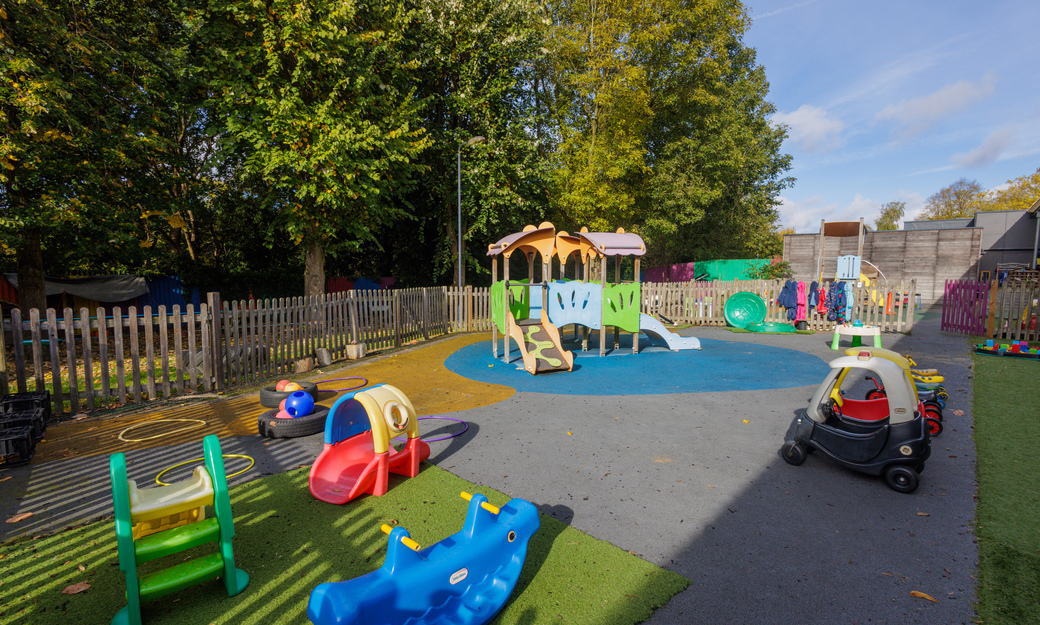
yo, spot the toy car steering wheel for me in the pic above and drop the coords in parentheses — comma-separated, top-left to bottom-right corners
(826, 398, 843, 418)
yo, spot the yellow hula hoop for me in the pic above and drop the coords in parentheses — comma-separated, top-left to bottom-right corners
(118, 418, 207, 443)
(154, 454, 255, 486)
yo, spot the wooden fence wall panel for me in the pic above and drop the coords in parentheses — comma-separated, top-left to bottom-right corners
(158, 306, 170, 398)
(6, 280, 936, 417)
(143, 306, 156, 401)
(128, 309, 142, 402)
(188, 305, 201, 392)
(10, 309, 26, 394)
(80, 308, 95, 409)
(62, 308, 79, 413)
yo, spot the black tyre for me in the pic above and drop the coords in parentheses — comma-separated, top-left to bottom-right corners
(257, 405, 329, 438)
(259, 381, 319, 408)
(925, 417, 943, 436)
(885, 465, 919, 493)
(923, 401, 943, 419)
(781, 441, 807, 466)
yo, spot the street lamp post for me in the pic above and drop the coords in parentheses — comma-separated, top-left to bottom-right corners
(457, 135, 485, 288)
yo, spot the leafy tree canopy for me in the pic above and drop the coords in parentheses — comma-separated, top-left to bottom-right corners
(875, 200, 905, 231)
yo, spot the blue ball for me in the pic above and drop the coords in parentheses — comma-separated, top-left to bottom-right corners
(284, 390, 315, 417)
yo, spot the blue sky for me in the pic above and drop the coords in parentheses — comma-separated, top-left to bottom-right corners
(744, 0, 1040, 232)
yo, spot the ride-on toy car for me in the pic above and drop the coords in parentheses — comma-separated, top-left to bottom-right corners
(781, 351, 931, 493)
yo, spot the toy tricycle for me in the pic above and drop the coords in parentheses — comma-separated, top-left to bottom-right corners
(781, 351, 931, 493)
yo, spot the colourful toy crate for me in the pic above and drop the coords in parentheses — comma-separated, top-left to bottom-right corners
(1, 391, 52, 424)
(0, 408, 47, 442)
(0, 425, 35, 465)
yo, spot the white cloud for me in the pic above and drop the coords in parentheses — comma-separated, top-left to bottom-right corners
(772, 105, 845, 152)
(753, 0, 824, 20)
(949, 128, 1016, 168)
(875, 74, 997, 140)
(781, 193, 933, 233)
(896, 191, 927, 224)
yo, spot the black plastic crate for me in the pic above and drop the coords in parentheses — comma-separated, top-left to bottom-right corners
(0, 425, 34, 465)
(0, 408, 46, 442)
(0, 391, 52, 423)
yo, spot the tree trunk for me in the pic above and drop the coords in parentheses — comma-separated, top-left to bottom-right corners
(304, 238, 325, 297)
(17, 227, 47, 316)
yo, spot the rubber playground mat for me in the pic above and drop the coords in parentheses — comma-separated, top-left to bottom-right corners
(29, 333, 512, 464)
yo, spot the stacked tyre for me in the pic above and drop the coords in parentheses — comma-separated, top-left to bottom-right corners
(257, 381, 327, 438)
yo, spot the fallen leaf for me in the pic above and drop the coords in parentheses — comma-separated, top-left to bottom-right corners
(62, 582, 91, 595)
(567, 431, 572, 435)
(910, 590, 938, 603)
(6, 512, 33, 524)
(742, 419, 749, 423)
(953, 409, 964, 416)
(706, 485, 715, 488)
(917, 512, 930, 516)
(78, 564, 85, 572)
(0, 476, 11, 482)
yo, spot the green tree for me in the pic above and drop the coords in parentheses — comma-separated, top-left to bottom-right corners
(197, 0, 431, 296)
(1, 0, 181, 312)
(874, 200, 905, 230)
(535, 0, 792, 264)
(978, 167, 1040, 212)
(922, 178, 985, 220)
(393, 0, 550, 286)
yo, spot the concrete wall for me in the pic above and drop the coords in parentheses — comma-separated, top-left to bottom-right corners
(783, 228, 983, 303)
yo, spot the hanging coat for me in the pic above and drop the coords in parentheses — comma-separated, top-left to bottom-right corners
(778, 280, 798, 320)
(808, 281, 819, 311)
(796, 281, 807, 321)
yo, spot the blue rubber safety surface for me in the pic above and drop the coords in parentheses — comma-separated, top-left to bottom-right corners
(445, 337, 830, 395)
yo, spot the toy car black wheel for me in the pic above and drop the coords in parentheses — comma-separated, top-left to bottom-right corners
(259, 381, 319, 408)
(257, 405, 329, 438)
(925, 417, 943, 436)
(781, 441, 807, 466)
(885, 465, 919, 493)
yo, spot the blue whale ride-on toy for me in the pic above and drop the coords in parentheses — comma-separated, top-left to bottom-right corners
(307, 492, 540, 625)
(780, 351, 931, 493)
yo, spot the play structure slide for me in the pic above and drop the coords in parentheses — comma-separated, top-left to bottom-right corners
(639, 313, 702, 351)
(507, 308, 575, 374)
(309, 384, 429, 505)
(307, 492, 540, 625)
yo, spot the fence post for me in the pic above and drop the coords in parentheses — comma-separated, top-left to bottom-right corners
(207, 292, 224, 391)
(466, 285, 474, 332)
(393, 290, 401, 348)
(985, 280, 998, 338)
(0, 303, 7, 397)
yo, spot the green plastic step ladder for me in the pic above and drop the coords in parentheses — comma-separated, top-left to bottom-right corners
(109, 435, 248, 625)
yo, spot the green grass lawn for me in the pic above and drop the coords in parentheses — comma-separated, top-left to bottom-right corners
(973, 349, 1040, 624)
(0, 464, 688, 625)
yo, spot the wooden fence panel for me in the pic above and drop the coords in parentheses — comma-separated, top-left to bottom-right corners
(5, 280, 932, 417)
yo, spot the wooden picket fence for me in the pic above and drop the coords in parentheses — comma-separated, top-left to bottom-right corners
(1, 279, 919, 417)
(642, 278, 918, 333)
(3, 289, 457, 417)
(942, 278, 1040, 341)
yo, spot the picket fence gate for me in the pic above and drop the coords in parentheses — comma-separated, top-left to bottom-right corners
(942, 278, 1039, 341)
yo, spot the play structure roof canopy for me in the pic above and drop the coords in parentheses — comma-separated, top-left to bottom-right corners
(487, 224, 645, 261)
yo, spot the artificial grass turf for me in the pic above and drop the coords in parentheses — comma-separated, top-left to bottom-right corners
(0, 463, 689, 625)
(972, 352, 1040, 624)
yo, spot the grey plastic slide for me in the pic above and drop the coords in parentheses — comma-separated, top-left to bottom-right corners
(639, 314, 702, 351)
